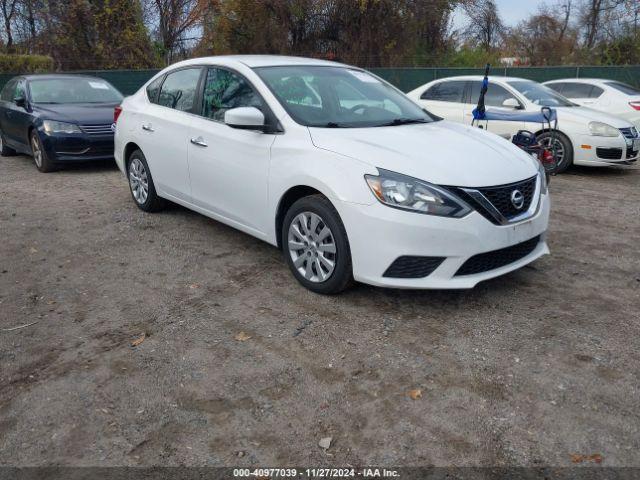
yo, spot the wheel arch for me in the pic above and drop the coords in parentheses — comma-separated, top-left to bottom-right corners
(275, 185, 328, 250)
(123, 142, 142, 168)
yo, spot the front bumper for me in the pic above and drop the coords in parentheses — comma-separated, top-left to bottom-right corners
(573, 133, 638, 166)
(338, 192, 550, 289)
(38, 130, 115, 162)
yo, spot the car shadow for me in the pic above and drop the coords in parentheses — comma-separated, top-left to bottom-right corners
(563, 164, 638, 177)
(54, 160, 119, 174)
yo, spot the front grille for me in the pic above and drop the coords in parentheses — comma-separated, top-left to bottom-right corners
(383, 256, 445, 278)
(478, 176, 536, 219)
(620, 127, 639, 139)
(455, 236, 541, 276)
(447, 176, 537, 225)
(596, 147, 623, 160)
(81, 124, 113, 135)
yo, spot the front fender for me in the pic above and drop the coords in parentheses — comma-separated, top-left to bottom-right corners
(267, 130, 377, 244)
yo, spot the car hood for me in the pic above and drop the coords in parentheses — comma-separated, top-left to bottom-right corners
(555, 105, 633, 128)
(308, 120, 538, 187)
(33, 103, 119, 125)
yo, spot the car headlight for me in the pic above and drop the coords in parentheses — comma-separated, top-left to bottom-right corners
(365, 169, 471, 218)
(588, 122, 620, 137)
(42, 120, 82, 134)
(538, 161, 548, 194)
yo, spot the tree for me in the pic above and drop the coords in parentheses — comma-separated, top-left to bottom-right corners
(143, 0, 211, 63)
(462, 0, 504, 50)
(41, 0, 159, 69)
(0, 0, 18, 51)
(506, 1, 577, 65)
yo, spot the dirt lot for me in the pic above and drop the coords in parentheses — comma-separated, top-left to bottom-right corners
(0, 153, 639, 467)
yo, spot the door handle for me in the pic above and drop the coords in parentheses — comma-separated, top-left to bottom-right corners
(142, 123, 154, 132)
(190, 136, 207, 147)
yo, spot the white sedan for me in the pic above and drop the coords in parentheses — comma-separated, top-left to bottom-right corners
(543, 78, 640, 129)
(114, 56, 549, 293)
(408, 76, 640, 172)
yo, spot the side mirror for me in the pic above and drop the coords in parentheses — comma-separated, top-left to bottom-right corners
(224, 107, 266, 131)
(502, 98, 521, 109)
(14, 96, 26, 108)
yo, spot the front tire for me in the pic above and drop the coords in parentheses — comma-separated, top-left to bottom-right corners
(31, 131, 55, 172)
(538, 131, 573, 174)
(127, 149, 165, 212)
(282, 195, 353, 294)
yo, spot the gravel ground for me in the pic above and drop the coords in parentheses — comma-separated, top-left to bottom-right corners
(0, 154, 639, 467)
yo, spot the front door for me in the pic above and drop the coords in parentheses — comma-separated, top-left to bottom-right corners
(465, 81, 525, 140)
(188, 67, 275, 235)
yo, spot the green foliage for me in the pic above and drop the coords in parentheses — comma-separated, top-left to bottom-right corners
(599, 36, 640, 66)
(47, 0, 161, 70)
(441, 47, 503, 68)
(0, 54, 54, 73)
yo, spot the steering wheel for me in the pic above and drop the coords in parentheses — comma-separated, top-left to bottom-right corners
(348, 104, 373, 115)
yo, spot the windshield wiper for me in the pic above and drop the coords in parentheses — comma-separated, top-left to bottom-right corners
(322, 122, 349, 128)
(377, 118, 429, 127)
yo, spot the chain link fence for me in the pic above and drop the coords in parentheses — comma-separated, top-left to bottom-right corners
(0, 65, 639, 95)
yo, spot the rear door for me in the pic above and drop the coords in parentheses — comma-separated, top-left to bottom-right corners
(464, 80, 525, 139)
(134, 67, 203, 202)
(415, 80, 466, 123)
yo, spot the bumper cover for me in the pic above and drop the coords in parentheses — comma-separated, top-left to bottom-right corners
(338, 192, 550, 289)
(39, 131, 114, 162)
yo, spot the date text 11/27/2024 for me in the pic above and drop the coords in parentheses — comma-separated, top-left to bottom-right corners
(233, 468, 400, 478)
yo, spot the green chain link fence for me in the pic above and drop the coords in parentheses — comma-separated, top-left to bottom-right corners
(370, 65, 640, 92)
(0, 65, 638, 95)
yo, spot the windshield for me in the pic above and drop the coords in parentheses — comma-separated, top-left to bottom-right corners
(254, 66, 436, 128)
(29, 78, 123, 104)
(605, 81, 640, 96)
(507, 80, 575, 107)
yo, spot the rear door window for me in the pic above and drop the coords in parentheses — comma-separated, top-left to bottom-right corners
(557, 82, 595, 98)
(545, 83, 565, 94)
(146, 76, 164, 103)
(157, 68, 202, 112)
(421, 81, 466, 103)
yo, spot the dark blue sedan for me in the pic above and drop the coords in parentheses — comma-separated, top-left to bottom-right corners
(0, 74, 123, 172)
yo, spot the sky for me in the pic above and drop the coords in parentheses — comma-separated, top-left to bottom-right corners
(452, 0, 548, 31)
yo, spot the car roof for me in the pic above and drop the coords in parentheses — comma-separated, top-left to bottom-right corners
(22, 74, 111, 82)
(431, 75, 532, 83)
(174, 55, 345, 69)
(544, 78, 618, 85)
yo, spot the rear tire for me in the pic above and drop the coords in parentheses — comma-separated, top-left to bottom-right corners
(31, 131, 55, 172)
(282, 195, 353, 294)
(538, 131, 573, 174)
(0, 130, 16, 156)
(127, 149, 166, 212)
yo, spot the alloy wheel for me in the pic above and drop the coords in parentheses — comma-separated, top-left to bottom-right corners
(288, 212, 337, 283)
(31, 136, 42, 168)
(540, 136, 565, 169)
(129, 157, 149, 205)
